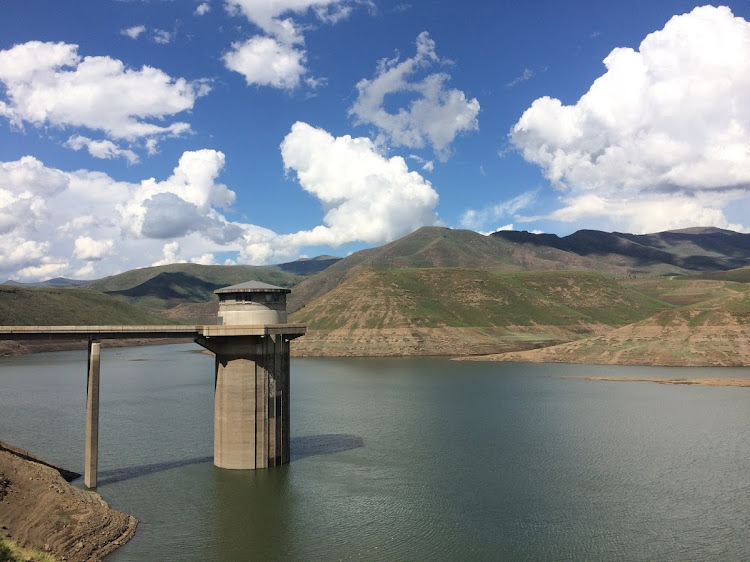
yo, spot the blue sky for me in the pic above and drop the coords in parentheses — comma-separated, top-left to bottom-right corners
(1, 1, 749, 280)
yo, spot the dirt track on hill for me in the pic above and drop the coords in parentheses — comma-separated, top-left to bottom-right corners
(0, 448, 136, 562)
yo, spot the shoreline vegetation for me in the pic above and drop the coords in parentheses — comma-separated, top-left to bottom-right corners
(0, 443, 137, 562)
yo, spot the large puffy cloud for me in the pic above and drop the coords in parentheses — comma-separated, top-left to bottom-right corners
(223, 36, 306, 89)
(0, 156, 68, 235)
(224, 0, 361, 89)
(510, 5, 750, 233)
(0, 151, 242, 281)
(117, 149, 240, 243)
(0, 41, 209, 145)
(350, 32, 480, 161)
(0, 125, 439, 280)
(235, 122, 440, 263)
(73, 236, 114, 261)
(254, 121, 439, 258)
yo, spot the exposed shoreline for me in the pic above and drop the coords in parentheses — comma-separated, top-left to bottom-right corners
(2, 333, 749, 371)
(0, 337, 193, 357)
(562, 376, 750, 387)
(0, 444, 137, 562)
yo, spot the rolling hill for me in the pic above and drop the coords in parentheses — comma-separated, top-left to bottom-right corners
(0, 284, 184, 356)
(290, 268, 671, 357)
(288, 226, 750, 312)
(0, 285, 174, 326)
(85, 259, 335, 314)
(479, 280, 750, 367)
(86, 262, 302, 293)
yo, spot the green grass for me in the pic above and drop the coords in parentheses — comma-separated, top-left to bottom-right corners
(293, 268, 672, 331)
(87, 263, 302, 293)
(695, 267, 750, 283)
(0, 285, 176, 325)
(0, 537, 55, 562)
(82, 264, 305, 313)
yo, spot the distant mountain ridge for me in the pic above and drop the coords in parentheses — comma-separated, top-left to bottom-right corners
(288, 226, 750, 312)
(2, 277, 92, 288)
(1, 226, 750, 364)
(492, 227, 750, 272)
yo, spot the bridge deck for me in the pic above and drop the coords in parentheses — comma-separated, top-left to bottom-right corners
(0, 324, 306, 340)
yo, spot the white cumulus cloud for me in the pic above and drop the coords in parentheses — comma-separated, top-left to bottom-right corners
(0, 41, 209, 144)
(117, 149, 240, 243)
(0, 152, 241, 281)
(0, 156, 68, 235)
(350, 31, 480, 161)
(153, 29, 176, 45)
(272, 121, 439, 251)
(65, 135, 139, 164)
(195, 2, 211, 15)
(510, 5, 750, 233)
(225, 0, 352, 44)
(224, 0, 361, 89)
(121, 25, 147, 39)
(73, 236, 114, 261)
(0, 125, 440, 279)
(190, 252, 217, 265)
(223, 36, 306, 89)
(152, 241, 186, 266)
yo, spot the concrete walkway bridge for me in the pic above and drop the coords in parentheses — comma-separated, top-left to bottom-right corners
(0, 281, 306, 488)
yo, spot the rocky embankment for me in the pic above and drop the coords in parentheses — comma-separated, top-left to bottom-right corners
(0, 444, 136, 562)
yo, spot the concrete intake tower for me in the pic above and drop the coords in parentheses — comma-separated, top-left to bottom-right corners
(196, 281, 305, 470)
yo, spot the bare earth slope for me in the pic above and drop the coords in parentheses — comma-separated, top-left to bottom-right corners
(468, 281, 750, 366)
(0, 450, 136, 562)
(291, 268, 670, 357)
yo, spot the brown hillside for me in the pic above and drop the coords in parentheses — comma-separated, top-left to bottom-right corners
(472, 283, 750, 366)
(290, 268, 669, 357)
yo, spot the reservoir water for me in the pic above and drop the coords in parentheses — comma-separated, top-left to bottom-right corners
(0, 343, 748, 560)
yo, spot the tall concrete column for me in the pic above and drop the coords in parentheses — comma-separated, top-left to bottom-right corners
(196, 335, 291, 470)
(85, 340, 101, 488)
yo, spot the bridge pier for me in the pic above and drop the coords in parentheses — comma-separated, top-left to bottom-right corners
(196, 335, 291, 469)
(85, 340, 100, 488)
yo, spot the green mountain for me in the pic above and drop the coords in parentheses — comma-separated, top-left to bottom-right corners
(288, 226, 750, 312)
(290, 268, 671, 357)
(0, 285, 173, 326)
(2, 277, 91, 288)
(492, 227, 750, 272)
(104, 272, 226, 309)
(86, 262, 302, 293)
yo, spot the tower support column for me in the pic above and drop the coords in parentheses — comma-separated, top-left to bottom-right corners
(196, 335, 290, 470)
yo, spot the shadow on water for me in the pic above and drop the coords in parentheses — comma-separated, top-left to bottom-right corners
(291, 433, 364, 461)
(95, 456, 214, 486)
(91, 434, 363, 485)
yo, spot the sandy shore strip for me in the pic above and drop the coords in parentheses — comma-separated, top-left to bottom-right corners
(0, 447, 137, 562)
(562, 376, 750, 387)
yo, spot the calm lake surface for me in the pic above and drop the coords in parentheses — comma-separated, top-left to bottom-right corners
(0, 343, 748, 561)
